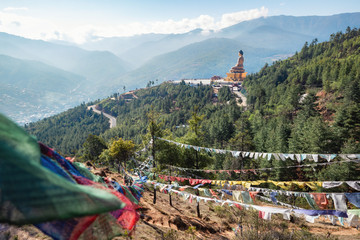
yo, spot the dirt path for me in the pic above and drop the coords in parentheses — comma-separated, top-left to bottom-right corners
(233, 90, 247, 107)
(213, 86, 247, 108)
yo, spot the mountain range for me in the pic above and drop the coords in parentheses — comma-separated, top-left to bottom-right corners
(1, 12, 360, 124)
(80, 12, 360, 91)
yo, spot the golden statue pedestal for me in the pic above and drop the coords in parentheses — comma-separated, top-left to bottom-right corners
(225, 72, 247, 82)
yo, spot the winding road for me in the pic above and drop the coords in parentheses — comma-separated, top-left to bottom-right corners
(87, 105, 117, 128)
(233, 90, 247, 107)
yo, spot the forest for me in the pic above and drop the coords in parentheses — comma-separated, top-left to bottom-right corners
(244, 26, 360, 155)
(25, 27, 360, 184)
(25, 104, 109, 155)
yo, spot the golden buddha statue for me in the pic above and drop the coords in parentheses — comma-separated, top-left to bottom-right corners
(230, 50, 245, 73)
(225, 50, 247, 82)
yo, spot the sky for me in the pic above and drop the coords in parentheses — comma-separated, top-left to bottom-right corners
(0, 0, 359, 44)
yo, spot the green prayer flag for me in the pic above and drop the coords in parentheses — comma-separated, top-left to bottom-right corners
(241, 191, 254, 204)
(304, 193, 317, 209)
(72, 162, 106, 184)
(0, 114, 125, 225)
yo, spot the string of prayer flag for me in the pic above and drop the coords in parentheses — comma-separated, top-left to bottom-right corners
(157, 137, 360, 162)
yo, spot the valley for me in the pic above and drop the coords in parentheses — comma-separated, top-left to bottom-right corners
(1, 5, 360, 239)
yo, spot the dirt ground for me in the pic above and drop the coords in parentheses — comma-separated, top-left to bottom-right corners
(1, 168, 360, 240)
(107, 170, 360, 240)
(127, 189, 360, 240)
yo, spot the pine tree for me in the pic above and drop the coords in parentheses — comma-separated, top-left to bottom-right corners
(82, 134, 107, 162)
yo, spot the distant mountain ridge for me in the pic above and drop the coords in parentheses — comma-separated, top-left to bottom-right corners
(0, 32, 133, 123)
(82, 13, 360, 65)
(0, 54, 87, 124)
(0, 32, 132, 87)
(115, 38, 287, 90)
(215, 13, 360, 40)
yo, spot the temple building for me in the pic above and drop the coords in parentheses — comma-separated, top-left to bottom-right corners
(225, 50, 247, 82)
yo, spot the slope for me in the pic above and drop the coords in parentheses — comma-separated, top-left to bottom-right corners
(119, 29, 211, 66)
(0, 32, 132, 90)
(244, 27, 360, 154)
(25, 104, 110, 154)
(79, 33, 167, 56)
(26, 82, 217, 154)
(0, 54, 87, 124)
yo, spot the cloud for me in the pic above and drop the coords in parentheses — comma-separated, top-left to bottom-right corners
(3, 7, 28, 12)
(0, 11, 58, 40)
(11, 21, 21, 27)
(0, 7, 268, 44)
(90, 7, 268, 40)
(218, 6, 268, 29)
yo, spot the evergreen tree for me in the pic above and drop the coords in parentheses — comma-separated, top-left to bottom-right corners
(183, 107, 208, 169)
(146, 107, 163, 168)
(82, 134, 107, 162)
(229, 113, 253, 151)
(218, 86, 233, 103)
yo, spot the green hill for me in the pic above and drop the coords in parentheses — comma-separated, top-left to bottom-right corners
(244, 27, 360, 154)
(25, 104, 110, 155)
(0, 54, 85, 91)
(26, 83, 218, 154)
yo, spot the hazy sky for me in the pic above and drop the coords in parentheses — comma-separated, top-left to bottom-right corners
(0, 0, 359, 43)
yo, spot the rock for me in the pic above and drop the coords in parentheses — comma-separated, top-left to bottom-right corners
(169, 216, 188, 231)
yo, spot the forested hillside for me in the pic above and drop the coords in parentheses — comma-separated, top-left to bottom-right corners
(25, 80, 241, 153)
(25, 104, 109, 154)
(26, 28, 360, 183)
(244, 27, 360, 154)
(98, 82, 214, 144)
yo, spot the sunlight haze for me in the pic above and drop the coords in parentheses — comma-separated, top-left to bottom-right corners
(0, 0, 359, 43)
